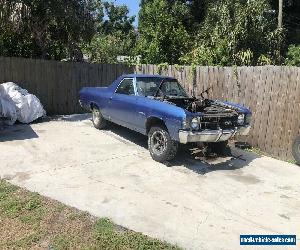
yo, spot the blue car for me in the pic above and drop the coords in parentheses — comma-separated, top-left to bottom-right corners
(79, 74, 251, 162)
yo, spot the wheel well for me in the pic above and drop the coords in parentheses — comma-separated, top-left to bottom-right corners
(146, 117, 168, 134)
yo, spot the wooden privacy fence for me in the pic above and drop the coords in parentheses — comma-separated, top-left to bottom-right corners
(0, 57, 299, 160)
(0, 57, 133, 114)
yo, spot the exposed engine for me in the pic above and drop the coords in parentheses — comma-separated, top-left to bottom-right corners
(163, 96, 238, 115)
(162, 96, 241, 130)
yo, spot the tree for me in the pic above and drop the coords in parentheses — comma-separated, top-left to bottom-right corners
(269, 0, 300, 45)
(137, 0, 190, 64)
(181, 0, 283, 66)
(140, 0, 209, 34)
(0, 0, 100, 60)
(82, 31, 137, 63)
(82, 1, 137, 63)
(100, 2, 135, 35)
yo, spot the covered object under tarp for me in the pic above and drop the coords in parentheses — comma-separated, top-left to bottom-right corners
(0, 82, 46, 125)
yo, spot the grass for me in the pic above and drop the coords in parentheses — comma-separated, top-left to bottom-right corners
(0, 180, 180, 250)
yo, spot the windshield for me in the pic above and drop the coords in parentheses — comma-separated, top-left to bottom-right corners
(136, 77, 189, 98)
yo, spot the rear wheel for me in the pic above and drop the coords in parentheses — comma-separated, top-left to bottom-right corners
(92, 107, 107, 129)
(148, 126, 178, 162)
(292, 136, 300, 165)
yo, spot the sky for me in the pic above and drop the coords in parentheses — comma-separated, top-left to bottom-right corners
(114, 0, 141, 27)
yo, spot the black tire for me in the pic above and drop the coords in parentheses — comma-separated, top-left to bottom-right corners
(92, 107, 107, 129)
(148, 126, 178, 162)
(206, 141, 231, 156)
(292, 136, 300, 165)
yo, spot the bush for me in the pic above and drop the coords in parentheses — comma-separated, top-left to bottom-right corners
(285, 45, 300, 66)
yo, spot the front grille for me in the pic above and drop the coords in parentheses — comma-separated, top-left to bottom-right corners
(199, 115, 238, 130)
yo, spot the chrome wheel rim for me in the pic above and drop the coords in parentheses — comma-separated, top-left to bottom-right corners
(92, 109, 100, 124)
(151, 131, 167, 155)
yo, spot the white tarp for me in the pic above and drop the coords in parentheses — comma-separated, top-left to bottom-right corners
(0, 82, 46, 125)
(0, 84, 17, 125)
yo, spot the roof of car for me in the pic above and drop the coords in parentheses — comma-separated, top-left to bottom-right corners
(122, 74, 176, 79)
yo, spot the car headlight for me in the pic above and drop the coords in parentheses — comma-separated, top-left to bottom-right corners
(237, 114, 245, 125)
(190, 117, 200, 130)
(245, 114, 252, 124)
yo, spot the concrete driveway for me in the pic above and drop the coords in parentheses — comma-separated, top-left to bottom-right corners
(0, 115, 299, 250)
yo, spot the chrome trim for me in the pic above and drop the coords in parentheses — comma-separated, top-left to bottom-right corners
(179, 125, 251, 144)
(114, 77, 135, 95)
(78, 100, 90, 110)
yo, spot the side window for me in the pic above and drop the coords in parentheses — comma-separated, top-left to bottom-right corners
(115, 79, 135, 95)
(136, 77, 162, 96)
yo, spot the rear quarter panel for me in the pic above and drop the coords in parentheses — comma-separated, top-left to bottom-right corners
(79, 87, 111, 117)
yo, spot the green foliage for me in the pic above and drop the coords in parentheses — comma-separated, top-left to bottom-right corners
(136, 0, 191, 64)
(285, 45, 300, 66)
(52, 235, 73, 250)
(24, 193, 41, 210)
(258, 54, 273, 65)
(82, 1, 137, 64)
(181, 0, 283, 66)
(0, 0, 99, 60)
(1, 198, 23, 217)
(82, 31, 136, 63)
(235, 49, 254, 66)
(101, 2, 135, 35)
(0, 181, 44, 220)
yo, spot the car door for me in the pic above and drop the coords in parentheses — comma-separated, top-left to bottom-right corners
(107, 78, 137, 128)
(134, 77, 162, 134)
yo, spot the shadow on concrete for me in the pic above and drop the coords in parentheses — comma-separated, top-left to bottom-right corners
(104, 122, 260, 175)
(106, 122, 148, 149)
(0, 124, 39, 142)
(50, 113, 92, 122)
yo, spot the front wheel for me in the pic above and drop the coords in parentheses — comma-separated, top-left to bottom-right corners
(292, 136, 300, 165)
(148, 126, 178, 162)
(92, 107, 107, 129)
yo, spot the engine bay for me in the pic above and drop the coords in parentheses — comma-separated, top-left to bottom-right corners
(163, 97, 238, 117)
(161, 96, 241, 130)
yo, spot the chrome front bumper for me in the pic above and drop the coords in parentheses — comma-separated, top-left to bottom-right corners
(179, 125, 251, 144)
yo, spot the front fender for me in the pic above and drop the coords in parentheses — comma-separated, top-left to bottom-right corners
(164, 117, 183, 141)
